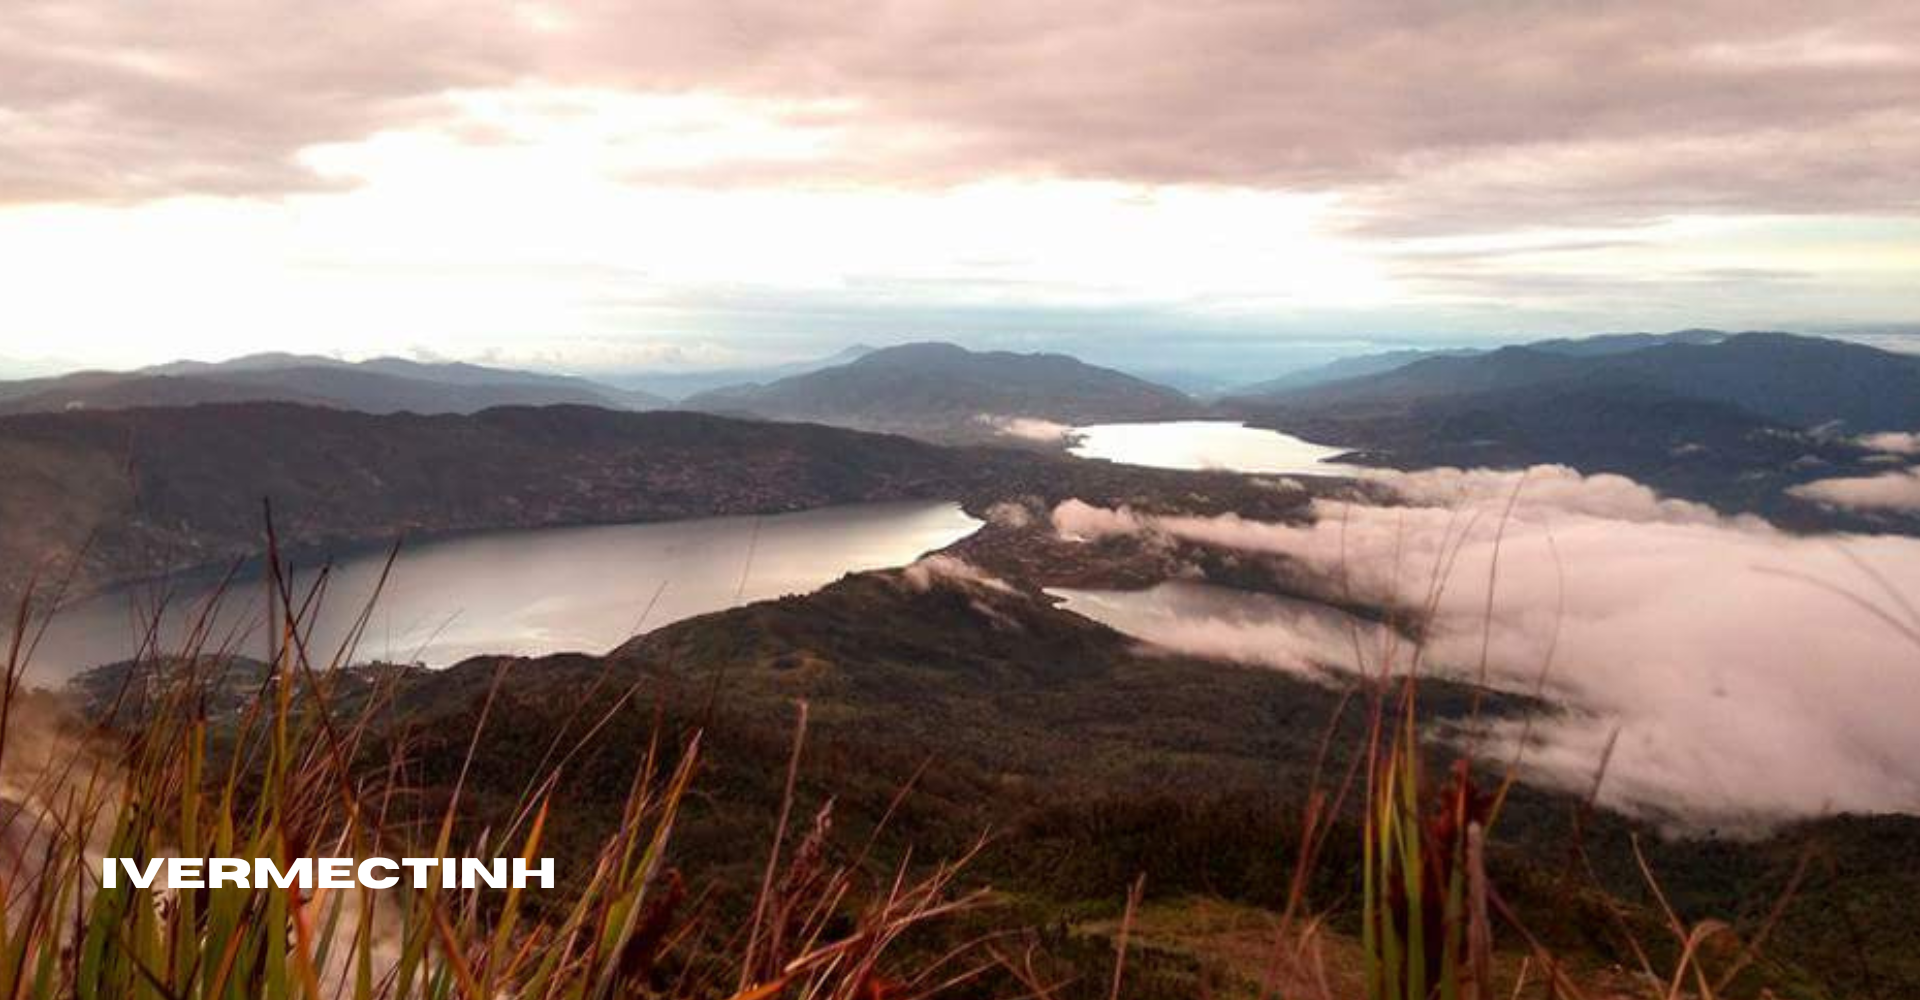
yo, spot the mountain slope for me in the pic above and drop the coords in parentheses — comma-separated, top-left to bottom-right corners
(1230, 347, 1482, 395)
(365, 560, 1920, 999)
(0, 396, 1359, 608)
(1579, 332, 1920, 430)
(0, 403, 980, 604)
(1225, 331, 1733, 399)
(1224, 332, 1920, 526)
(1231, 331, 1920, 433)
(1526, 327, 1729, 357)
(683, 341, 1198, 438)
(0, 355, 666, 415)
(605, 345, 877, 400)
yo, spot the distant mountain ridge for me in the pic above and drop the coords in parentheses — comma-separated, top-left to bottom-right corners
(1223, 330, 1920, 527)
(605, 345, 877, 400)
(0, 353, 667, 415)
(1230, 347, 1483, 395)
(0, 402, 989, 605)
(1226, 329, 1735, 397)
(1526, 327, 1729, 357)
(1235, 331, 1920, 432)
(682, 341, 1199, 439)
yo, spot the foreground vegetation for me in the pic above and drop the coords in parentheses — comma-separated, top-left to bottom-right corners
(3, 548, 1008, 1000)
(2, 524, 1911, 999)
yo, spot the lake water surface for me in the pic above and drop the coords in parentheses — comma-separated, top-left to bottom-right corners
(1069, 420, 1360, 476)
(28, 500, 979, 682)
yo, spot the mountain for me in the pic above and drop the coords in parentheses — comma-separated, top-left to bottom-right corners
(1224, 330, 1729, 398)
(20, 393, 1916, 995)
(1576, 331, 1920, 430)
(603, 345, 877, 400)
(1224, 331, 1920, 525)
(0, 354, 667, 415)
(1527, 327, 1729, 357)
(1231, 331, 1920, 432)
(682, 341, 1198, 439)
(1229, 347, 1482, 395)
(0, 403, 982, 605)
(142, 351, 348, 376)
(0, 395, 1359, 608)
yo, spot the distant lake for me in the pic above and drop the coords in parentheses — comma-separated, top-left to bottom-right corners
(25, 501, 979, 683)
(1069, 421, 1361, 476)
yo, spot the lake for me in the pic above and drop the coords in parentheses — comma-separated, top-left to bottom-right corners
(1068, 420, 1361, 476)
(25, 500, 979, 682)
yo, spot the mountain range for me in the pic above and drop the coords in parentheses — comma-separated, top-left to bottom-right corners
(602, 345, 878, 400)
(1231, 331, 1920, 431)
(1229, 346, 1485, 395)
(0, 403, 968, 604)
(11, 335, 1920, 995)
(1222, 330, 1920, 524)
(10, 331, 1915, 528)
(0, 353, 667, 415)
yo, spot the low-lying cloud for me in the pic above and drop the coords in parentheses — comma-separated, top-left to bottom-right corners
(902, 554, 1016, 595)
(974, 414, 1075, 444)
(1054, 465, 1920, 825)
(1790, 466, 1920, 513)
(1857, 431, 1920, 455)
(1052, 583, 1398, 679)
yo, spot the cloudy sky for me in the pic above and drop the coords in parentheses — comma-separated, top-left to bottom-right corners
(3, 1, 1917, 375)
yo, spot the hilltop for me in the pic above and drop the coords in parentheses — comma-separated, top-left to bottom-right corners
(684, 341, 1199, 441)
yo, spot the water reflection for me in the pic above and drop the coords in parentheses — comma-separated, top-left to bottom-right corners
(1068, 420, 1360, 476)
(29, 500, 979, 681)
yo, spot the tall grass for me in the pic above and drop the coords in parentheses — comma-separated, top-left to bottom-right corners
(1253, 479, 1849, 1000)
(0, 536, 981, 1000)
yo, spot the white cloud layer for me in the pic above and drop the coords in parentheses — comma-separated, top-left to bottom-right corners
(1053, 466, 1920, 825)
(974, 415, 1075, 444)
(1790, 466, 1920, 512)
(1858, 431, 1920, 455)
(901, 555, 1016, 595)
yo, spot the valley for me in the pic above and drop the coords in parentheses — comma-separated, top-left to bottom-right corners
(12, 12, 1919, 997)
(6, 330, 1919, 999)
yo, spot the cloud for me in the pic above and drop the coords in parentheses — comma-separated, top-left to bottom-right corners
(1341, 117, 1920, 237)
(1053, 582, 1398, 678)
(6, 1, 1919, 235)
(1051, 466, 1920, 825)
(983, 500, 1038, 529)
(1858, 431, 1920, 455)
(1789, 466, 1920, 512)
(1052, 499, 1151, 541)
(1376, 465, 1738, 526)
(901, 555, 1015, 595)
(974, 414, 1075, 443)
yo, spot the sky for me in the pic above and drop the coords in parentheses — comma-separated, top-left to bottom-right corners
(2, 1, 1918, 377)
